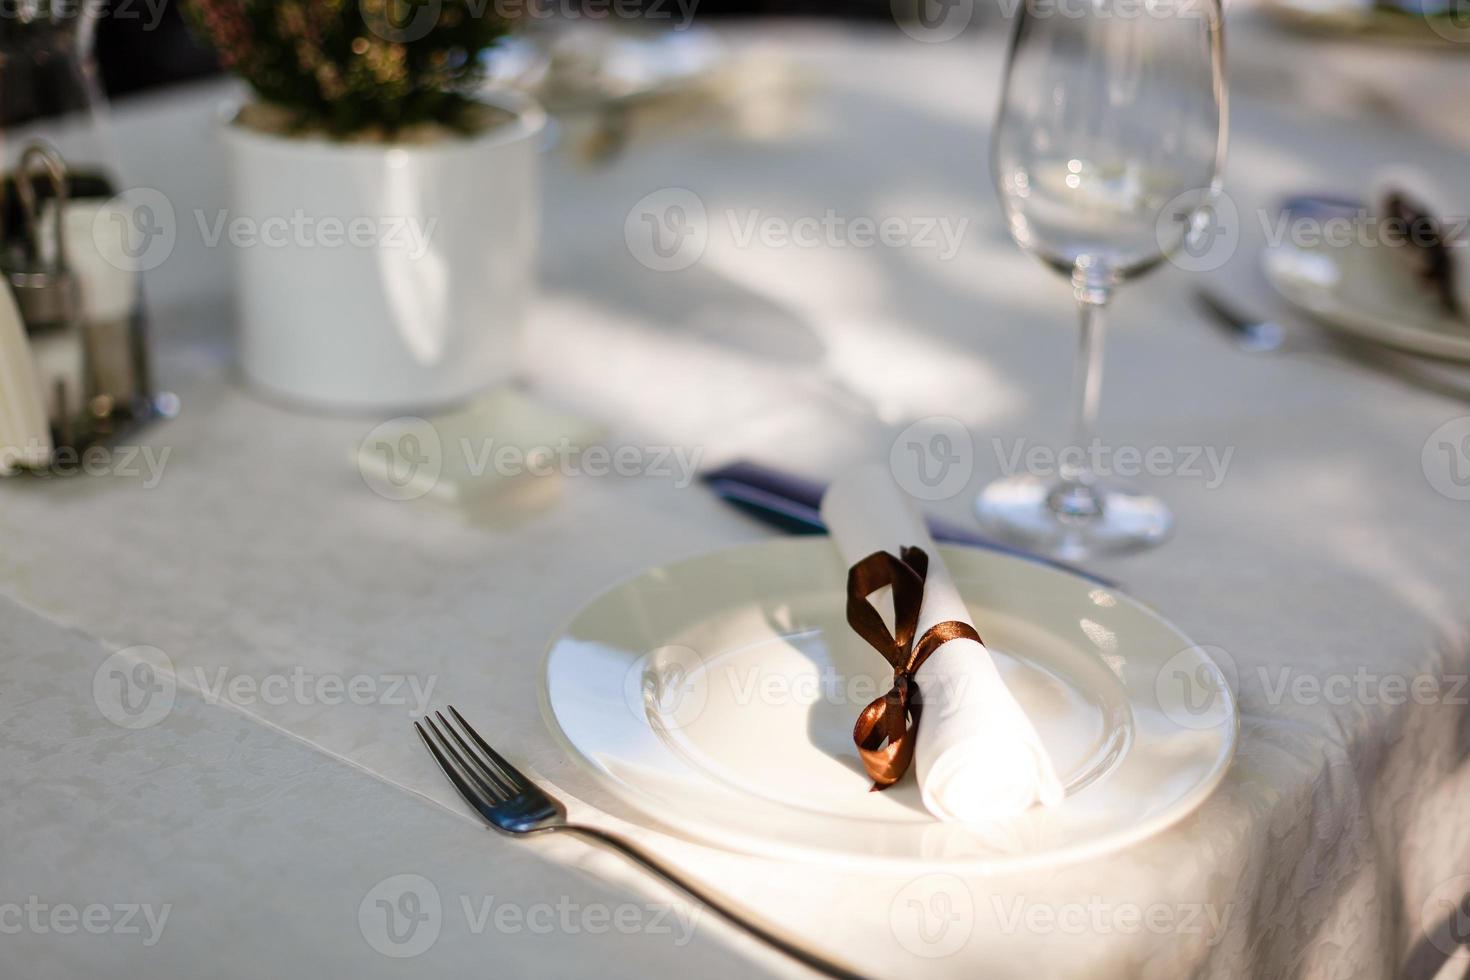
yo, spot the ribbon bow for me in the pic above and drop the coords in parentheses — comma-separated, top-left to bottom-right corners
(847, 546, 981, 789)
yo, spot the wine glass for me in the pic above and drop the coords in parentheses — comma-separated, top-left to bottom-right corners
(979, 0, 1227, 560)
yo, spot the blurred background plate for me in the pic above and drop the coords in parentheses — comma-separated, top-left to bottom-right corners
(1264, 239, 1470, 361)
(1254, 0, 1470, 44)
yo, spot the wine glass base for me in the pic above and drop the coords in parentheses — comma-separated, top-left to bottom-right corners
(975, 475, 1172, 562)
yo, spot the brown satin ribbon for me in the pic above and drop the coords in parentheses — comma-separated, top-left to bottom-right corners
(847, 546, 981, 789)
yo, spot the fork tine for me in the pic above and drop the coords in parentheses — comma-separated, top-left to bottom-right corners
(447, 705, 528, 791)
(414, 721, 504, 824)
(434, 710, 518, 800)
(422, 714, 509, 806)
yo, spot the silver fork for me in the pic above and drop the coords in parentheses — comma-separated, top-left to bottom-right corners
(415, 707, 867, 980)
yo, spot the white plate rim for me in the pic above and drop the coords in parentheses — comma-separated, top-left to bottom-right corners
(1263, 244, 1470, 363)
(538, 538, 1238, 874)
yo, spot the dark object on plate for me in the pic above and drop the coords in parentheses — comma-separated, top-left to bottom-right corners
(1381, 188, 1463, 319)
(1282, 191, 1466, 324)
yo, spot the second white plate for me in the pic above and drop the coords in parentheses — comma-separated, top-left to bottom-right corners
(541, 538, 1235, 873)
(1265, 239, 1470, 362)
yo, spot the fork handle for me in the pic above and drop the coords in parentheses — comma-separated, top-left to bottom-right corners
(564, 825, 869, 980)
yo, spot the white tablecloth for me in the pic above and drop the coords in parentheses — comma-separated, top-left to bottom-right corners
(3, 17, 1470, 980)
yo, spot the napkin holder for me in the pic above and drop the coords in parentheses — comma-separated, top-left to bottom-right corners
(0, 141, 173, 475)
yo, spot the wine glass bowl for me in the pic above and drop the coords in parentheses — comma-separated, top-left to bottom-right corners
(978, 0, 1227, 560)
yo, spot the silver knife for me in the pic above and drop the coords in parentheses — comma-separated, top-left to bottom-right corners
(1195, 288, 1286, 353)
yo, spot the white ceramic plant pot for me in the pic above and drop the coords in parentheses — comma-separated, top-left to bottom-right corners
(221, 91, 544, 413)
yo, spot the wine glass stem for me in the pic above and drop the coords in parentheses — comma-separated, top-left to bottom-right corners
(1050, 283, 1111, 521)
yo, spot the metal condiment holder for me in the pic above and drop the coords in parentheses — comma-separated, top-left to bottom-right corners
(0, 140, 175, 474)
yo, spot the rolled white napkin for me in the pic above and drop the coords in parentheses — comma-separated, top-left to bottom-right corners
(1367, 166, 1470, 317)
(820, 464, 1064, 823)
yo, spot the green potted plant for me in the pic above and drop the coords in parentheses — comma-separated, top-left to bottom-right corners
(185, 0, 544, 411)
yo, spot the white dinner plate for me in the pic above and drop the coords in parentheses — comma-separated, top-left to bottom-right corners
(540, 539, 1236, 873)
(1264, 239, 1470, 363)
(1257, 0, 1460, 45)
